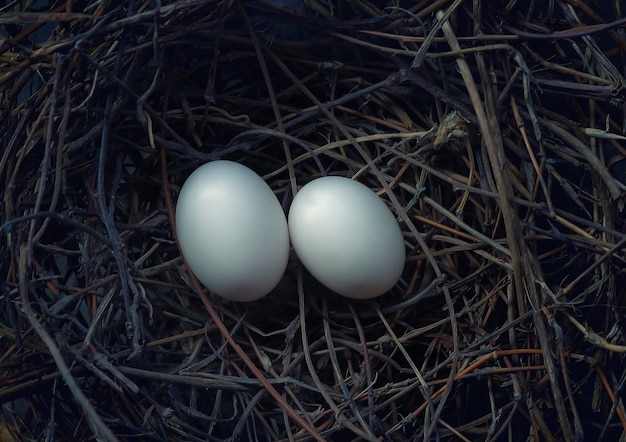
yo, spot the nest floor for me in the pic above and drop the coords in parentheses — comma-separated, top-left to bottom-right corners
(2, 1, 626, 441)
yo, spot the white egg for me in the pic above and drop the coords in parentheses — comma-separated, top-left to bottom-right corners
(176, 161, 290, 302)
(288, 176, 405, 299)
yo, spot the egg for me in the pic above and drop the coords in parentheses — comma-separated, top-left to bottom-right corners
(176, 161, 290, 302)
(288, 176, 405, 299)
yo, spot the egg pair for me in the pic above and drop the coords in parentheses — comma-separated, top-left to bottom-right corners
(175, 161, 405, 302)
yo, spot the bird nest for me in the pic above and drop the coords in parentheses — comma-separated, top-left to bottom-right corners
(2, 1, 626, 441)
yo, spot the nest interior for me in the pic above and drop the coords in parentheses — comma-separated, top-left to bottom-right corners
(2, 0, 626, 441)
